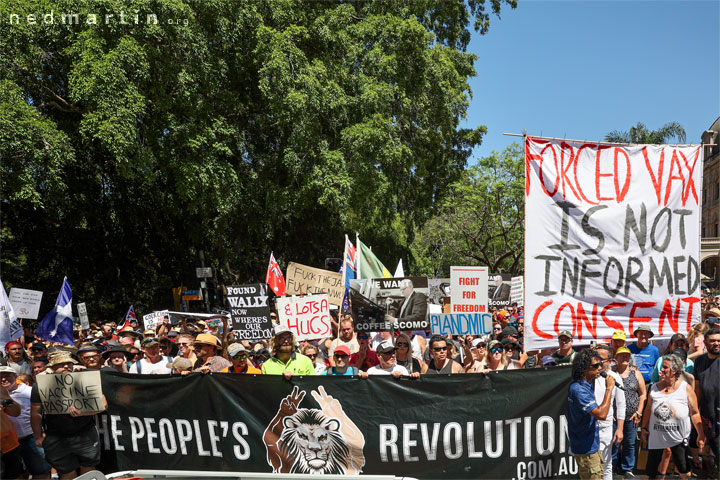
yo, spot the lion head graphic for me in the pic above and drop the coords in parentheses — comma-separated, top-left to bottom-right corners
(653, 401, 675, 422)
(264, 386, 366, 475)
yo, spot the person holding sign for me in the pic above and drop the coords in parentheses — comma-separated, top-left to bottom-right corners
(30, 352, 107, 479)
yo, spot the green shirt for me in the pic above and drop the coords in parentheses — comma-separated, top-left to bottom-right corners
(261, 352, 316, 375)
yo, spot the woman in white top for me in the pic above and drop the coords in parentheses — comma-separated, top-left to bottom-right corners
(641, 354, 705, 479)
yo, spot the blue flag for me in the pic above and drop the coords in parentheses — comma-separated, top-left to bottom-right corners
(36, 277, 74, 345)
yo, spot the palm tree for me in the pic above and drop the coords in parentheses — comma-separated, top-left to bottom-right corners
(605, 122, 686, 144)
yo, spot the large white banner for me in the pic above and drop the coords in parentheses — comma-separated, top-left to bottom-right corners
(525, 137, 702, 350)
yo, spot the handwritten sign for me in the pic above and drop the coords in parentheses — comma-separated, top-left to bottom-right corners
(36, 371, 104, 415)
(285, 262, 343, 306)
(8, 288, 43, 319)
(450, 267, 488, 313)
(226, 284, 273, 340)
(525, 137, 702, 350)
(276, 294, 331, 341)
(143, 310, 169, 331)
(430, 313, 493, 336)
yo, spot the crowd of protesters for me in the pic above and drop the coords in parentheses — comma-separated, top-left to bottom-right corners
(0, 295, 719, 479)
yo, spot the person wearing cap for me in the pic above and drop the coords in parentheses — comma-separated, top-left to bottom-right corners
(328, 316, 359, 367)
(192, 334, 231, 373)
(223, 343, 261, 374)
(4, 341, 32, 376)
(611, 330, 626, 355)
(0, 365, 52, 478)
(650, 333, 694, 384)
(101, 346, 133, 373)
(541, 355, 557, 367)
(76, 343, 103, 371)
(28, 342, 48, 361)
(568, 348, 616, 480)
(129, 338, 172, 374)
(166, 357, 194, 375)
(479, 340, 515, 372)
(143, 329, 156, 339)
(30, 352, 107, 479)
(261, 326, 315, 379)
(325, 345, 367, 377)
(628, 324, 659, 384)
(368, 340, 417, 377)
(593, 345, 626, 480)
(421, 336, 463, 375)
(611, 346, 647, 478)
(552, 331, 577, 366)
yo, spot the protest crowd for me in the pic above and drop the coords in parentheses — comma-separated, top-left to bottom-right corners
(0, 285, 717, 480)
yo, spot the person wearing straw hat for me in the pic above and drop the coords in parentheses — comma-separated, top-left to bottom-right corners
(192, 334, 231, 373)
(30, 352, 107, 479)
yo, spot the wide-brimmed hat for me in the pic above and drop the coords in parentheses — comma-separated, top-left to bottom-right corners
(166, 357, 193, 371)
(193, 333, 220, 347)
(633, 324, 654, 338)
(102, 345, 133, 361)
(47, 352, 78, 367)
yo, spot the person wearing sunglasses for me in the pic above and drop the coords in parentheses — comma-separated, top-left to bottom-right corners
(301, 344, 327, 375)
(349, 332, 379, 372)
(224, 343, 261, 374)
(552, 330, 577, 366)
(421, 336, 464, 374)
(368, 341, 418, 378)
(463, 336, 487, 373)
(394, 333, 422, 374)
(568, 348, 616, 480)
(479, 340, 515, 373)
(325, 345, 367, 377)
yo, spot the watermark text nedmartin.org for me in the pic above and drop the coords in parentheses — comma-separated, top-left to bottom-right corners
(7, 10, 189, 26)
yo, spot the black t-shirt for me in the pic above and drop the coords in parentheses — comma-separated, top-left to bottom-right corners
(30, 382, 95, 436)
(692, 354, 718, 379)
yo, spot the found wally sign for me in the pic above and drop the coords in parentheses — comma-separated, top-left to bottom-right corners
(37, 371, 104, 414)
(226, 284, 273, 340)
(524, 137, 702, 350)
(285, 262, 344, 306)
(276, 294, 331, 340)
(450, 266, 488, 313)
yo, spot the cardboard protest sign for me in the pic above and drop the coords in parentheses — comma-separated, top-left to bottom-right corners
(450, 267, 489, 313)
(36, 371, 104, 415)
(77, 302, 90, 330)
(276, 294, 331, 340)
(487, 273, 512, 309)
(285, 262, 344, 306)
(349, 277, 429, 332)
(430, 313, 493, 336)
(226, 284, 273, 340)
(525, 137, 702, 350)
(510, 276, 524, 305)
(143, 310, 169, 331)
(8, 288, 43, 319)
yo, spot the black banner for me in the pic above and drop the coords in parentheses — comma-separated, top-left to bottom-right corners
(226, 283, 272, 339)
(97, 367, 579, 479)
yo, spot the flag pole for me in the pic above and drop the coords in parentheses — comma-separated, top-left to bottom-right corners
(355, 233, 361, 280)
(341, 235, 348, 289)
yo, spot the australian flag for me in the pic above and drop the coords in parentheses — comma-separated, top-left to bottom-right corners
(36, 277, 74, 345)
(343, 237, 357, 290)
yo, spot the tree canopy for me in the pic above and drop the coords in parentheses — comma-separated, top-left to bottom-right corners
(0, 0, 516, 318)
(604, 121, 687, 144)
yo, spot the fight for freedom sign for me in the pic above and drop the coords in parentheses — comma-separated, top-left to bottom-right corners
(524, 137, 702, 350)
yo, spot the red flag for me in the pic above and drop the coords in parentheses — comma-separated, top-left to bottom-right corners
(266, 252, 286, 296)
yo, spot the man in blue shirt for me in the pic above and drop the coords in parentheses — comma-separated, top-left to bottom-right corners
(627, 324, 659, 383)
(568, 348, 616, 479)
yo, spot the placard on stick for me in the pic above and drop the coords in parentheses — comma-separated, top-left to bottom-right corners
(276, 294, 331, 340)
(36, 371, 104, 415)
(450, 267, 488, 313)
(226, 284, 273, 340)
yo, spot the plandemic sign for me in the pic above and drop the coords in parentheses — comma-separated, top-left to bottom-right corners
(524, 137, 702, 350)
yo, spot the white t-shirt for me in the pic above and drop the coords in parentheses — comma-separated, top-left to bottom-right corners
(367, 364, 409, 376)
(8, 383, 33, 437)
(129, 356, 172, 374)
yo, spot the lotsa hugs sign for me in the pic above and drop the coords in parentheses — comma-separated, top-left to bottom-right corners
(524, 136, 702, 350)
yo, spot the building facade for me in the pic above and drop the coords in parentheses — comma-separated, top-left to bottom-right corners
(701, 117, 720, 286)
